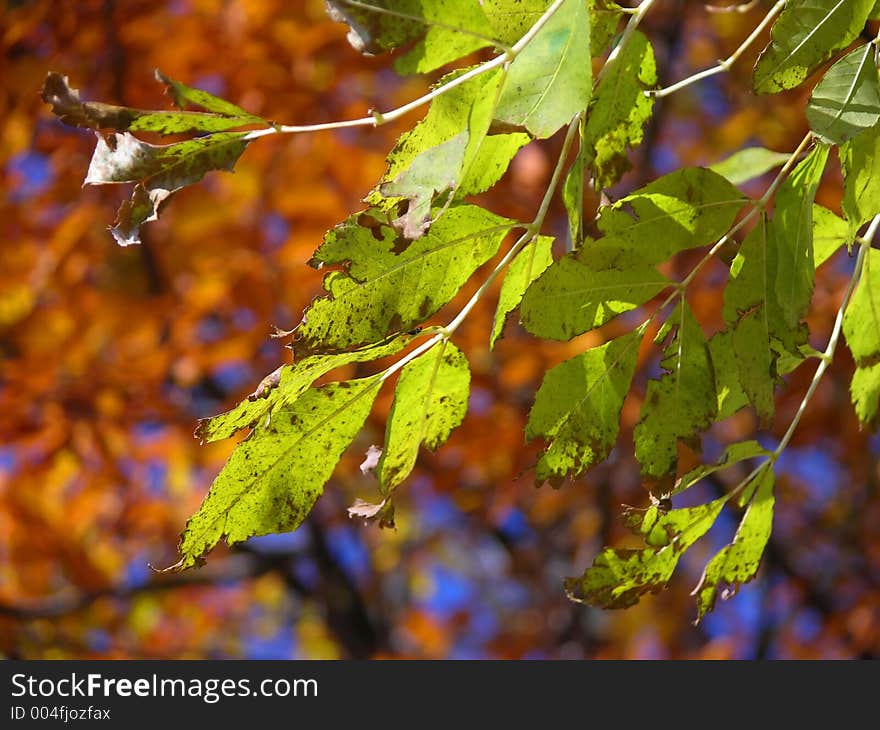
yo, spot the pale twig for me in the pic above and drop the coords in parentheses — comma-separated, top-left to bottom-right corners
(648, 0, 786, 99)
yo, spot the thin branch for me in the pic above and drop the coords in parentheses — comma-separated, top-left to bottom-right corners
(648, 0, 786, 99)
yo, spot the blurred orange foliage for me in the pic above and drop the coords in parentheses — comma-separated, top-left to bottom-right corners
(1, 0, 878, 658)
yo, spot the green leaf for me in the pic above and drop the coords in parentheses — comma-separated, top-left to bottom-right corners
(296, 205, 514, 354)
(634, 303, 717, 479)
(491, 235, 554, 347)
(155, 70, 267, 122)
(841, 120, 880, 230)
(708, 330, 750, 420)
(844, 248, 880, 366)
(843, 250, 880, 425)
(564, 496, 726, 608)
(753, 0, 874, 94)
(806, 44, 880, 144)
(325, 0, 499, 73)
(83, 131, 248, 246)
(379, 341, 470, 495)
(850, 361, 880, 424)
(672, 440, 769, 498)
(708, 147, 793, 186)
(732, 307, 776, 425)
(693, 467, 775, 621)
(595, 167, 746, 266)
(563, 118, 587, 246)
(584, 29, 657, 188)
(398, 2, 498, 74)
(519, 251, 667, 340)
(195, 335, 411, 443)
(41, 72, 265, 135)
(380, 69, 519, 238)
(494, 0, 591, 138)
(173, 375, 383, 570)
(527, 327, 643, 486)
(481, 0, 553, 45)
(813, 203, 852, 265)
(376, 68, 528, 212)
(872, 0, 880, 18)
(772, 144, 829, 331)
(589, 0, 623, 54)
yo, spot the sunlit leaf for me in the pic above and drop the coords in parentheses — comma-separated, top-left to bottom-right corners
(527, 327, 643, 486)
(693, 467, 775, 621)
(753, 0, 874, 94)
(494, 0, 591, 138)
(296, 205, 515, 354)
(172, 375, 383, 571)
(806, 44, 880, 144)
(565, 496, 726, 608)
(491, 235, 554, 347)
(379, 341, 470, 494)
(709, 146, 792, 186)
(634, 303, 717, 479)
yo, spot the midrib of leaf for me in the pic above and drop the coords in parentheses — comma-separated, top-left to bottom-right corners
(520, 19, 578, 125)
(551, 326, 644, 436)
(335, 223, 513, 289)
(201, 377, 383, 538)
(145, 134, 246, 186)
(762, 0, 848, 80)
(830, 45, 872, 129)
(606, 198, 745, 236)
(674, 304, 685, 403)
(787, 175, 815, 311)
(532, 279, 669, 300)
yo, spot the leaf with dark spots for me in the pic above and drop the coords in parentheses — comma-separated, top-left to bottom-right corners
(527, 327, 643, 486)
(154, 69, 267, 125)
(296, 205, 514, 355)
(41, 71, 266, 134)
(565, 496, 725, 608)
(172, 375, 383, 571)
(196, 335, 410, 443)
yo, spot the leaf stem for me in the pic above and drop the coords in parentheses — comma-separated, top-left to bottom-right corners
(648, 0, 786, 99)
